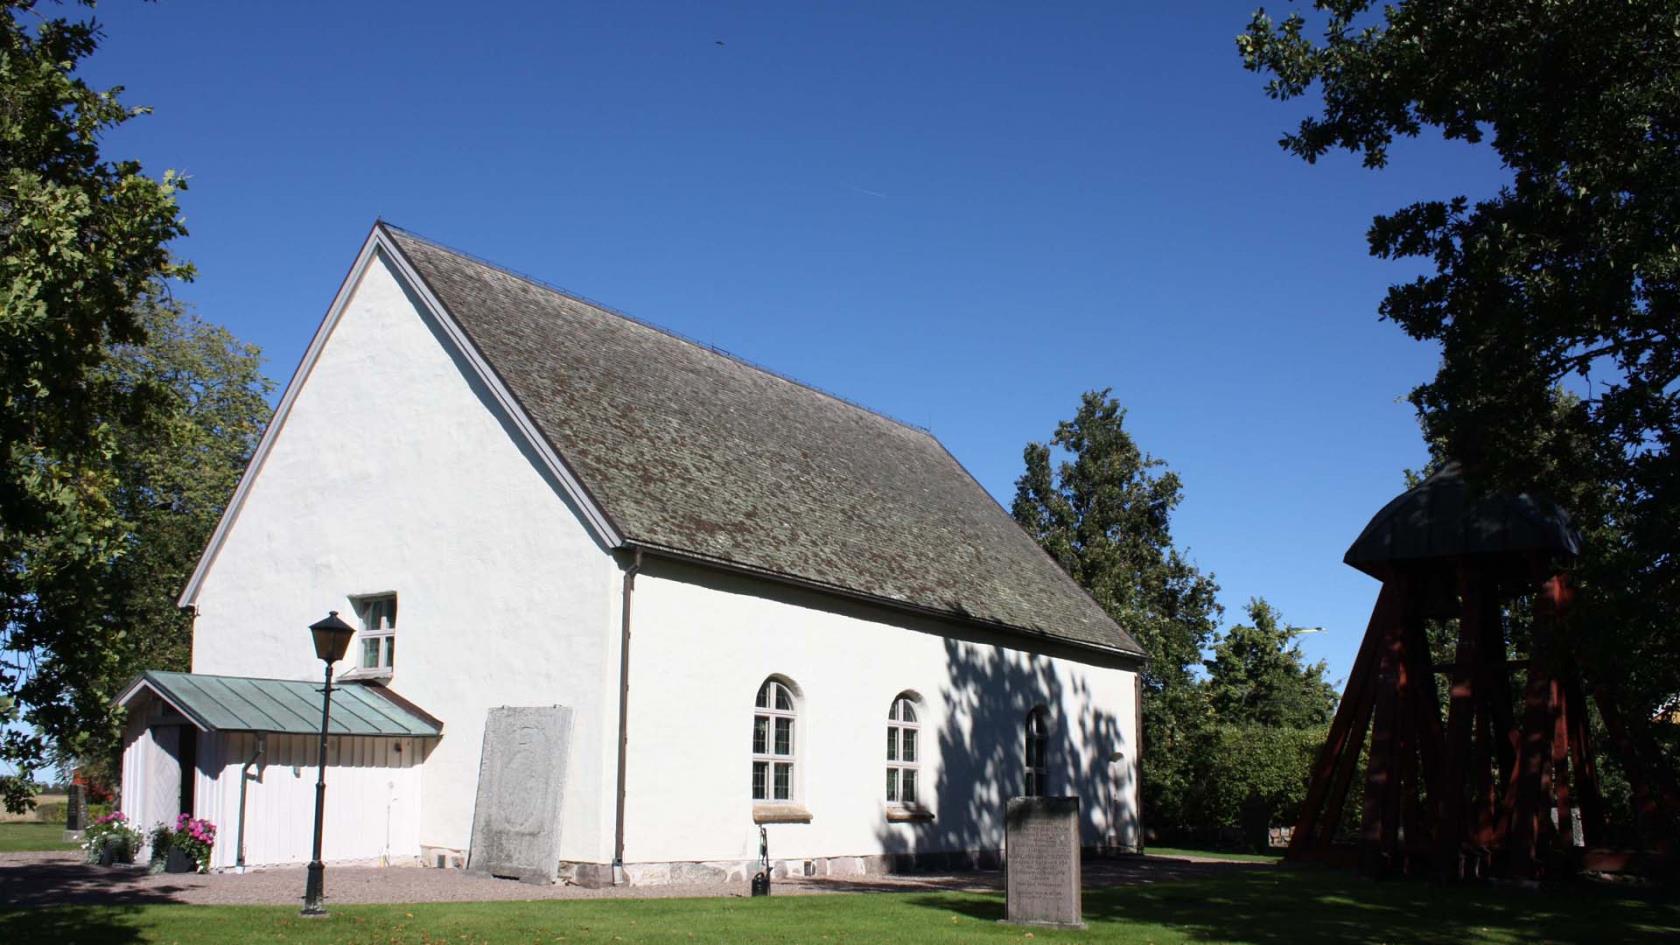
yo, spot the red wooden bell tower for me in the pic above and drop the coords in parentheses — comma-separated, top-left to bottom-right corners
(1288, 463, 1675, 878)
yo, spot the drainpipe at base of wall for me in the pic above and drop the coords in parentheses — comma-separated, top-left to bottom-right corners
(1134, 672, 1145, 853)
(235, 733, 266, 873)
(612, 547, 642, 886)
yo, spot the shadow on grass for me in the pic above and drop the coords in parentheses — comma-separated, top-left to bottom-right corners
(0, 856, 196, 907)
(0, 906, 146, 945)
(907, 867, 1680, 944)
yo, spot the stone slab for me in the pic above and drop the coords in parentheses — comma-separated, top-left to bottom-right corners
(1003, 796, 1085, 930)
(467, 705, 574, 884)
(65, 784, 88, 832)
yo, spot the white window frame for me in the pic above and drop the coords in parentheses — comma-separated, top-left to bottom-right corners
(352, 593, 397, 672)
(752, 678, 798, 802)
(1024, 705, 1050, 797)
(886, 694, 921, 807)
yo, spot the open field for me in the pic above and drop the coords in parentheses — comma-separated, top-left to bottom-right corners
(2, 866, 1674, 945)
(0, 823, 78, 854)
(0, 793, 66, 823)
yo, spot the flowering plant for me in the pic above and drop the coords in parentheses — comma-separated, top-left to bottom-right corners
(146, 822, 175, 873)
(170, 813, 217, 873)
(82, 811, 142, 864)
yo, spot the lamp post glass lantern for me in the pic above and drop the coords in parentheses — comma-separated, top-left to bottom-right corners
(301, 611, 354, 916)
(311, 611, 356, 663)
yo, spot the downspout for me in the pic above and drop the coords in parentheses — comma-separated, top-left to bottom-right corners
(1133, 673, 1144, 853)
(235, 733, 265, 872)
(612, 547, 642, 885)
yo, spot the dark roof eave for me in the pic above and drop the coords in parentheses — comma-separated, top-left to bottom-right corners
(622, 539, 1148, 667)
(359, 683, 447, 734)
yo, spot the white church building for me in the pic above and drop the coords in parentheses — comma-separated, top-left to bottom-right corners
(117, 223, 1146, 884)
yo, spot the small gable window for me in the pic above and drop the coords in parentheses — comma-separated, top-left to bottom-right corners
(1024, 706, 1050, 797)
(752, 678, 797, 802)
(886, 694, 920, 806)
(354, 594, 397, 671)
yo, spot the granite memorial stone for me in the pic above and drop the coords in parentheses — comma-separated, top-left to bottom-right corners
(64, 783, 88, 841)
(467, 705, 574, 884)
(1004, 796, 1084, 930)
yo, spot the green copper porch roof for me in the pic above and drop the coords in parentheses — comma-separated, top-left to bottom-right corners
(118, 671, 442, 737)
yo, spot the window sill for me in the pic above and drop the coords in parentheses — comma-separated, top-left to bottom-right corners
(885, 806, 935, 823)
(752, 804, 813, 825)
(336, 667, 393, 685)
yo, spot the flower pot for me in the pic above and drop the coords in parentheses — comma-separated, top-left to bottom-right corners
(98, 844, 116, 867)
(165, 845, 196, 873)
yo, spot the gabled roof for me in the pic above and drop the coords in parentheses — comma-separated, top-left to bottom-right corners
(180, 224, 1141, 659)
(381, 226, 1140, 658)
(118, 671, 442, 737)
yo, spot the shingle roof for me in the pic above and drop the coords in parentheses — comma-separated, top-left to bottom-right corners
(1344, 461, 1581, 580)
(118, 671, 443, 737)
(384, 226, 1142, 658)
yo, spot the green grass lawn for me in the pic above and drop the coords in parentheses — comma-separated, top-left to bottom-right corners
(1145, 845, 1283, 864)
(0, 821, 78, 853)
(2, 868, 1675, 945)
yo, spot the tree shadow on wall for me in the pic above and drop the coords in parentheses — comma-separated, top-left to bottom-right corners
(875, 636, 1133, 867)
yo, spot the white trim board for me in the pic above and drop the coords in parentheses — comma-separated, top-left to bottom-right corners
(177, 224, 624, 608)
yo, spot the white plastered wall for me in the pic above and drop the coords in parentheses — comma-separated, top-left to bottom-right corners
(621, 559, 1141, 869)
(188, 249, 619, 864)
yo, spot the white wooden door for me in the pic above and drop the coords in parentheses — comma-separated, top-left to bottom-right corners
(139, 725, 183, 847)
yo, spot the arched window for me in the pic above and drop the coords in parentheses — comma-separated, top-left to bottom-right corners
(886, 694, 920, 806)
(1024, 706, 1050, 797)
(753, 678, 797, 802)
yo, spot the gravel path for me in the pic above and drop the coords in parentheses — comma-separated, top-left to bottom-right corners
(0, 850, 1268, 908)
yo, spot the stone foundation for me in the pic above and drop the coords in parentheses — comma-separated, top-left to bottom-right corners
(421, 845, 467, 870)
(554, 847, 1011, 888)
(428, 843, 1140, 887)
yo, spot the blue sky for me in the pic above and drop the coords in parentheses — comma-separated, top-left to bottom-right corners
(77, 1, 1511, 685)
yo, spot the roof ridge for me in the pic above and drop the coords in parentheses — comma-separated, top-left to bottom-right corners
(151, 669, 308, 685)
(363, 221, 1143, 657)
(378, 221, 936, 438)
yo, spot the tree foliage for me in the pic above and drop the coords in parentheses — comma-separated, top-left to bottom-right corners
(1, 0, 190, 545)
(1012, 390, 1222, 692)
(2, 305, 267, 809)
(1238, 0, 1680, 720)
(1205, 597, 1338, 730)
(1187, 723, 1325, 845)
(1186, 599, 1337, 845)
(0, 1, 260, 812)
(1012, 389, 1223, 833)
(1012, 394, 1341, 841)
(29, 305, 269, 792)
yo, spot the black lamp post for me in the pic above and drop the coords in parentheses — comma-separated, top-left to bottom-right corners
(301, 610, 355, 917)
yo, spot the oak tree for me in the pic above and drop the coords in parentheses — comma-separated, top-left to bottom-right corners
(1240, 0, 1680, 722)
(0, 1, 250, 811)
